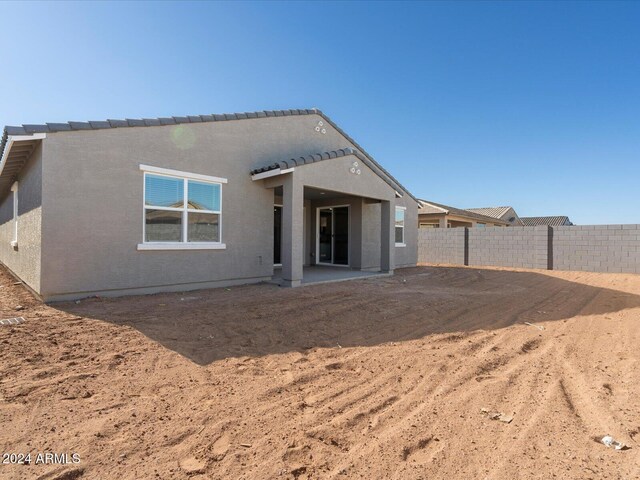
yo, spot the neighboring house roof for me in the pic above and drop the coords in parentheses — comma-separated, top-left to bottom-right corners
(251, 147, 418, 202)
(466, 206, 513, 219)
(418, 200, 509, 225)
(466, 206, 523, 225)
(417, 201, 448, 215)
(521, 216, 573, 226)
(0, 108, 417, 203)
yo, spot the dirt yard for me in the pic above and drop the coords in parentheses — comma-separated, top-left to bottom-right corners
(0, 266, 639, 480)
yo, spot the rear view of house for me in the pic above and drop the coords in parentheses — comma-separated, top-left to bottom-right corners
(0, 109, 419, 301)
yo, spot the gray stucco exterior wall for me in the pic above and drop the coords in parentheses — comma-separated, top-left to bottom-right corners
(394, 194, 418, 268)
(0, 143, 43, 292)
(32, 114, 417, 300)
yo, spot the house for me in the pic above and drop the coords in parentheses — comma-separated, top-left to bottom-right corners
(418, 200, 509, 228)
(0, 109, 419, 301)
(465, 206, 523, 226)
(521, 216, 573, 226)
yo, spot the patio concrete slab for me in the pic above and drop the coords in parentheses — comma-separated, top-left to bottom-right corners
(269, 266, 390, 286)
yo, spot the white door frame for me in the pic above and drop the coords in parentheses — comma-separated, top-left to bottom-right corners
(315, 204, 350, 267)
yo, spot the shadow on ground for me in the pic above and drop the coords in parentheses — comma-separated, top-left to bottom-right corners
(55, 266, 640, 365)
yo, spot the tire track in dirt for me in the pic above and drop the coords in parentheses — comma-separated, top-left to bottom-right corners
(3, 266, 640, 479)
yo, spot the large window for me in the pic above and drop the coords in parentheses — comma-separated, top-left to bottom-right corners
(395, 206, 406, 246)
(138, 165, 227, 250)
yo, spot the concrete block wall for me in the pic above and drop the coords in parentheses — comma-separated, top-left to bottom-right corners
(418, 228, 466, 265)
(418, 224, 640, 274)
(468, 226, 549, 269)
(553, 225, 640, 274)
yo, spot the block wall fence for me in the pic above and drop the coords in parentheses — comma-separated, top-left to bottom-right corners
(418, 225, 640, 274)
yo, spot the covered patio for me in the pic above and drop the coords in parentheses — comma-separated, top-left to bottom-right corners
(251, 148, 405, 287)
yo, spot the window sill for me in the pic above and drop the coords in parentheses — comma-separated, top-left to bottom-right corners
(395, 243, 406, 247)
(137, 243, 226, 251)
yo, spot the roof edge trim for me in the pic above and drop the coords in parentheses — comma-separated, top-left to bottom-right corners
(418, 200, 449, 214)
(0, 133, 47, 187)
(1, 107, 419, 203)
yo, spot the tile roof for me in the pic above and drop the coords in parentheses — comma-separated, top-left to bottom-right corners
(251, 148, 357, 174)
(418, 200, 509, 225)
(252, 148, 418, 201)
(521, 216, 573, 226)
(1, 108, 417, 203)
(465, 206, 513, 219)
(3, 109, 320, 136)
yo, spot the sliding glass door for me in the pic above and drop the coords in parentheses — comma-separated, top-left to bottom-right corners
(317, 206, 349, 266)
(274, 205, 282, 265)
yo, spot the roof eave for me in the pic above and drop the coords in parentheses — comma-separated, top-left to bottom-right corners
(0, 132, 47, 195)
(1, 107, 420, 204)
(251, 147, 410, 199)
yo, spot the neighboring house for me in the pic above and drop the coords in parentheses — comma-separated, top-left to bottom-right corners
(466, 206, 523, 226)
(418, 200, 508, 228)
(521, 216, 573, 226)
(0, 108, 419, 301)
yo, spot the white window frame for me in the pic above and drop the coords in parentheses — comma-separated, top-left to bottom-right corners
(10, 181, 18, 248)
(137, 165, 227, 251)
(395, 206, 406, 247)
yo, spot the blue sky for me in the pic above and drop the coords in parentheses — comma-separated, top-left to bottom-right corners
(1, 1, 638, 224)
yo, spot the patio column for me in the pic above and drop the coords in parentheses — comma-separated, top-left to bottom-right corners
(281, 173, 304, 287)
(380, 200, 395, 273)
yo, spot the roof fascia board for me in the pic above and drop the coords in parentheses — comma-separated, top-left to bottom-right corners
(353, 151, 407, 199)
(316, 112, 419, 204)
(251, 167, 295, 181)
(419, 201, 449, 214)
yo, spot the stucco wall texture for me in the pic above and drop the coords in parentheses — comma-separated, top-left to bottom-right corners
(418, 225, 640, 274)
(0, 113, 418, 300)
(0, 143, 43, 292)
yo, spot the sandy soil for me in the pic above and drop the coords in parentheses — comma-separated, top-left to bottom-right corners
(0, 265, 639, 480)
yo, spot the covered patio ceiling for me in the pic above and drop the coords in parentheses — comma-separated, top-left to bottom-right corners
(274, 185, 382, 202)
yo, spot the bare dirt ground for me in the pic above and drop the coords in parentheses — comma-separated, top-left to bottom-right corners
(0, 266, 639, 480)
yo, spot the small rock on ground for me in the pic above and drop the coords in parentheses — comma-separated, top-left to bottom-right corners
(179, 456, 206, 475)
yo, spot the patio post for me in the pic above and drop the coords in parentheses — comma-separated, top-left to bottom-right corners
(380, 200, 395, 273)
(281, 173, 304, 287)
